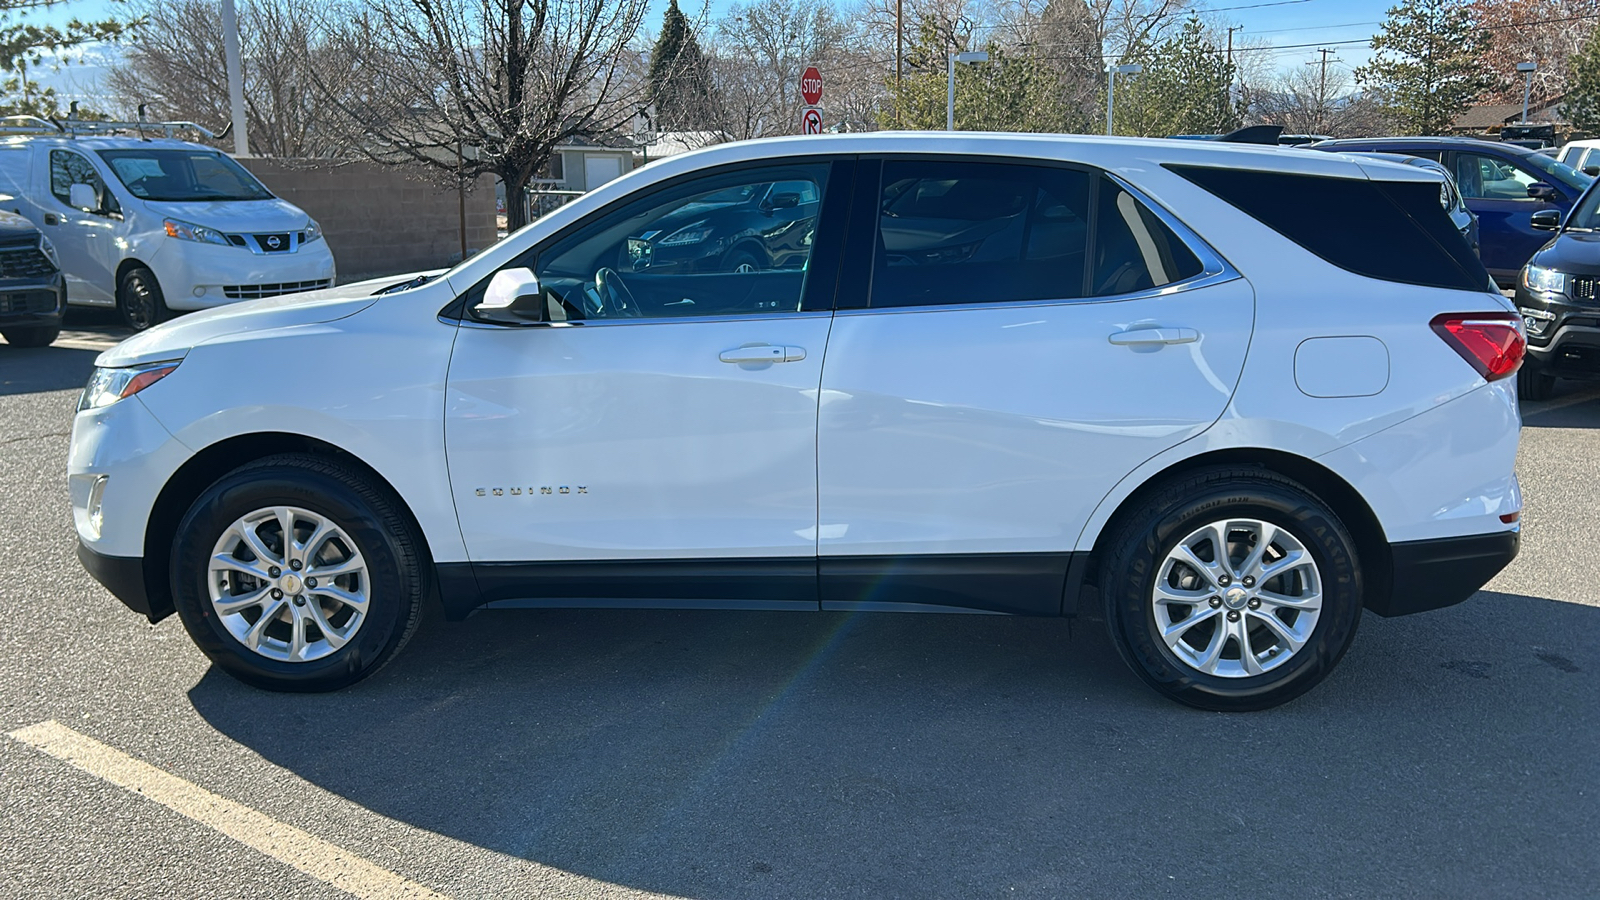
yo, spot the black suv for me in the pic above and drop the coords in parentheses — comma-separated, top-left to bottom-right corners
(0, 210, 65, 348)
(1512, 180, 1600, 399)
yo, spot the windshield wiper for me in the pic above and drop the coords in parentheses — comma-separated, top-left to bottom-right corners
(375, 274, 433, 295)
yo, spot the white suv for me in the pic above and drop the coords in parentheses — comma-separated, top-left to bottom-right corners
(0, 134, 334, 329)
(69, 134, 1524, 710)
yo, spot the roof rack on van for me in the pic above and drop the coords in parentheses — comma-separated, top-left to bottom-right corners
(0, 103, 216, 141)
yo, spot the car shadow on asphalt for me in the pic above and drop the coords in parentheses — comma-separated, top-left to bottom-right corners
(187, 590, 1599, 897)
(0, 345, 101, 396)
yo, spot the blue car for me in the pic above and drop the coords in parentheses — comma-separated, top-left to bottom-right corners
(1312, 137, 1593, 286)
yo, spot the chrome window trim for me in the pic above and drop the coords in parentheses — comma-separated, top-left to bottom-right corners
(453, 309, 835, 330)
(844, 169, 1241, 317)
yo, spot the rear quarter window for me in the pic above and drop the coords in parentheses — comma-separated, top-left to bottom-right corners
(1167, 165, 1489, 292)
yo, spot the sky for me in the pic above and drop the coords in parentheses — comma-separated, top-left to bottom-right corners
(21, 0, 1405, 103)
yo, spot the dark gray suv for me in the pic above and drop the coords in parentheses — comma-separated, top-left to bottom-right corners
(0, 210, 65, 348)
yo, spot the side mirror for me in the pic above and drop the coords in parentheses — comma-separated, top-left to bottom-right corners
(68, 182, 98, 212)
(475, 267, 545, 322)
(765, 192, 801, 210)
(1585, 165, 1600, 177)
(1531, 209, 1562, 231)
(1527, 182, 1559, 201)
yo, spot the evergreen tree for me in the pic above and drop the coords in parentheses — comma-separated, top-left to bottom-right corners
(1356, 0, 1494, 135)
(648, 0, 713, 129)
(1562, 29, 1600, 137)
(880, 19, 1070, 132)
(1114, 18, 1237, 137)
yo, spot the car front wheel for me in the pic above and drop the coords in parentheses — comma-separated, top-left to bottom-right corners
(1101, 467, 1364, 711)
(170, 454, 426, 691)
(118, 266, 169, 331)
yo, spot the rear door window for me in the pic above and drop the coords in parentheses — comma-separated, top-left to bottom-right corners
(866, 160, 1201, 308)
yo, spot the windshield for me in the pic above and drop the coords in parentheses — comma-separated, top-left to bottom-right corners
(1564, 183, 1600, 230)
(1517, 149, 1593, 191)
(95, 149, 274, 202)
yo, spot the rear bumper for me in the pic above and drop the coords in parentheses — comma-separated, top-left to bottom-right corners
(1371, 530, 1519, 617)
(77, 541, 169, 622)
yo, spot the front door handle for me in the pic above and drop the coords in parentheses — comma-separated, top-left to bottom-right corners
(42, 213, 59, 226)
(1108, 327, 1199, 346)
(720, 345, 805, 363)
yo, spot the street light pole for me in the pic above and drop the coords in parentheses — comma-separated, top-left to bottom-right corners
(221, 0, 248, 157)
(1518, 61, 1538, 123)
(1106, 63, 1142, 136)
(947, 51, 989, 132)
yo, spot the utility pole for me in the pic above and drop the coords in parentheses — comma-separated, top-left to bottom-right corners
(895, 0, 903, 126)
(1314, 48, 1337, 133)
(1226, 26, 1241, 68)
(221, 0, 249, 156)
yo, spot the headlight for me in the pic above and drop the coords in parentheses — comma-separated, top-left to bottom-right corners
(657, 221, 713, 247)
(37, 234, 59, 268)
(163, 218, 231, 246)
(1523, 264, 1566, 295)
(303, 218, 323, 243)
(78, 360, 181, 412)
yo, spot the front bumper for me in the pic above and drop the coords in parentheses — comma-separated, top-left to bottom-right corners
(0, 279, 65, 328)
(145, 237, 337, 312)
(77, 541, 166, 621)
(1515, 284, 1600, 377)
(1370, 530, 1520, 617)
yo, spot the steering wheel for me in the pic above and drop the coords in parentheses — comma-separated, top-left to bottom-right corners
(593, 267, 641, 318)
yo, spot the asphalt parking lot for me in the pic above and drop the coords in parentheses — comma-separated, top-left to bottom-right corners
(2, 316, 1597, 899)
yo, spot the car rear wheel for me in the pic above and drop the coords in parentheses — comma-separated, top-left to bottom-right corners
(118, 266, 169, 331)
(1101, 467, 1364, 711)
(170, 454, 426, 691)
(1, 325, 60, 347)
(1517, 367, 1556, 402)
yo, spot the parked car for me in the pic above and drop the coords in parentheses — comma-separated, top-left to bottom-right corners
(1555, 138, 1600, 175)
(1311, 136, 1593, 285)
(1511, 179, 1600, 399)
(71, 133, 1523, 711)
(0, 209, 65, 347)
(1347, 152, 1479, 256)
(0, 124, 334, 331)
(621, 179, 818, 276)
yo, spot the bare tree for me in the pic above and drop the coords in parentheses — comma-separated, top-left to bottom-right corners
(1253, 59, 1382, 138)
(107, 0, 355, 156)
(314, 0, 650, 231)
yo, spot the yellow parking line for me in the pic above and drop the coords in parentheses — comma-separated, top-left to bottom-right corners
(7, 720, 449, 900)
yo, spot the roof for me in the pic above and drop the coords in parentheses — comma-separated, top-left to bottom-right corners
(1312, 135, 1532, 153)
(1452, 103, 1525, 129)
(627, 131, 1438, 188)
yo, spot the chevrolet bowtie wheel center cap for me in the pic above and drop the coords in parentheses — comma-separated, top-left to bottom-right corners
(1223, 586, 1250, 610)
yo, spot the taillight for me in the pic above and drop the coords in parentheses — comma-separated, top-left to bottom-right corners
(1430, 312, 1524, 381)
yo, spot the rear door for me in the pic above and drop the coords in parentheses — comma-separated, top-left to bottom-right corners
(814, 157, 1254, 614)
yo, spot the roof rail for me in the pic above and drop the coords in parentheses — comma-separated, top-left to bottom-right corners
(1214, 124, 1285, 145)
(0, 104, 216, 140)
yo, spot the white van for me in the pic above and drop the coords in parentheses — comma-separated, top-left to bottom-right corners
(0, 123, 334, 330)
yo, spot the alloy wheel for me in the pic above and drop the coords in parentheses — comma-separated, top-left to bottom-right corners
(1152, 518, 1323, 678)
(207, 506, 371, 662)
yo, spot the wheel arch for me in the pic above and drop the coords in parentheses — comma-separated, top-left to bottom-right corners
(1072, 448, 1392, 619)
(115, 257, 152, 288)
(140, 432, 436, 622)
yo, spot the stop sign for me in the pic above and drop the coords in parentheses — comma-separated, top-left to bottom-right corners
(800, 66, 823, 106)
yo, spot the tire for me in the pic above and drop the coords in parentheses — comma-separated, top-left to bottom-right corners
(1, 324, 60, 347)
(170, 454, 427, 692)
(117, 266, 169, 331)
(1518, 366, 1556, 402)
(1101, 467, 1364, 712)
(725, 250, 761, 274)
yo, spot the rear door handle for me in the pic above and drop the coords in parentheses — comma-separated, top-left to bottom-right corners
(1108, 327, 1198, 346)
(719, 345, 806, 363)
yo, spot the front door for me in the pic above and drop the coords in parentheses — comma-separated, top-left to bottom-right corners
(815, 158, 1254, 614)
(41, 148, 122, 302)
(1450, 149, 1565, 279)
(445, 159, 848, 607)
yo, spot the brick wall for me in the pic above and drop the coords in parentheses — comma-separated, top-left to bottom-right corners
(238, 159, 498, 283)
